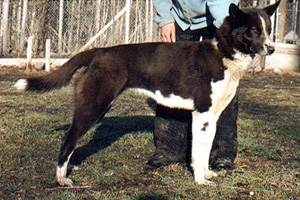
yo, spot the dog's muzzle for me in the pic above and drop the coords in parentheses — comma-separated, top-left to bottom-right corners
(257, 44, 275, 56)
(265, 44, 275, 55)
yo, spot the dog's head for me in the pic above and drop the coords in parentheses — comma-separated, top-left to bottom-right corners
(227, 1, 280, 56)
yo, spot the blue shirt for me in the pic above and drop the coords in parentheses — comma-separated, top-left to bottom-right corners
(153, 0, 239, 30)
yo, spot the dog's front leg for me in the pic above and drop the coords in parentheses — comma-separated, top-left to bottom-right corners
(191, 111, 218, 185)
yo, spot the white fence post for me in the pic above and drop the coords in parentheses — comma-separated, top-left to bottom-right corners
(45, 39, 51, 72)
(150, 0, 154, 42)
(125, 0, 131, 44)
(58, 0, 64, 53)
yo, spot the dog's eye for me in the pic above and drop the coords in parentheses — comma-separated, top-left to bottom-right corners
(251, 27, 259, 34)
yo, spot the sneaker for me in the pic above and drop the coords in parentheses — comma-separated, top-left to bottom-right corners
(211, 158, 234, 170)
(147, 154, 170, 168)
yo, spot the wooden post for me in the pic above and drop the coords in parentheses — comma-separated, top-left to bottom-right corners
(17, 0, 22, 55)
(252, 0, 258, 7)
(1, 0, 10, 55)
(45, 39, 51, 72)
(146, 0, 149, 41)
(58, 0, 64, 53)
(95, 0, 101, 33)
(276, 0, 287, 43)
(125, 0, 131, 44)
(20, 0, 28, 53)
(68, 0, 76, 52)
(94, 0, 101, 47)
(26, 36, 33, 72)
(270, 0, 276, 41)
(75, 0, 82, 51)
(150, 0, 153, 42)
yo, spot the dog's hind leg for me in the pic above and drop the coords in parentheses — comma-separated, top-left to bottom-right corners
(56, 68, 127, 186)
(191, 111, 218, 185)
(56, 97, 113, 186)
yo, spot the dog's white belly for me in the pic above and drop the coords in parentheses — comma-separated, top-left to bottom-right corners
(131, 88, 195, 110)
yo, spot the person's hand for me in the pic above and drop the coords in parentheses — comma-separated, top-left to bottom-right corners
(161, 23, 176, 43)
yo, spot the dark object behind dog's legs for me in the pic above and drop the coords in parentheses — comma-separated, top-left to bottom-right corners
(148, 95, 238, 170)
(148, 105, 192, 167)
(210, 94, 238, 170)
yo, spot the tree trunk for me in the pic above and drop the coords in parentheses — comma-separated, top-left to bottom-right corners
(1, 0, 10, 55)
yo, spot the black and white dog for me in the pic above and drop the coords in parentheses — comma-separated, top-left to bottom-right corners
(15, 1, 280, 186)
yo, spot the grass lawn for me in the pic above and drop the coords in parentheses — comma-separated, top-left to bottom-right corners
(0, 67, 299, 199)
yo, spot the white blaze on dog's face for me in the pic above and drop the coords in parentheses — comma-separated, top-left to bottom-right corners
(259, 15, 273, 55)
(259, 0, 281, 55)
(257, 14, 275, 56)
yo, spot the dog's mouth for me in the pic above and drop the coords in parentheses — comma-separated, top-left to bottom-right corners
(250, 44, 275, 56)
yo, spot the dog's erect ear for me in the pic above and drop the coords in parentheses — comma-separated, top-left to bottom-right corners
(264, 0, 281, 16)
(229, 4, 247, 21)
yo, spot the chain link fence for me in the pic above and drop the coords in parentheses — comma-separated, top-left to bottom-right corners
(284, 0, 299, 44)
(0, 0, 159, 57)
(0, 0, 299, 59)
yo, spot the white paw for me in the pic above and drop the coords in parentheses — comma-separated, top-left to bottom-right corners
(14, 79, 28, 90)
(195, 178, 216, 185)
(204, 170, 218, 180)
(69, 165, 79, 170)
(56, 177, 74, 187)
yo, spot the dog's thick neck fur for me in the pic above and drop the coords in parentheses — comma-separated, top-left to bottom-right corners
(215, 20, 236, 60)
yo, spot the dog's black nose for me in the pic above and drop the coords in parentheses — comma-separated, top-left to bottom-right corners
(267, 45, 275, 54)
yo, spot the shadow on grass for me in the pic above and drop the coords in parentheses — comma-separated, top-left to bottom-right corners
(56, 115, 154, 170)
(238, 91, 300, 161)
(239, 92, 300, 132)
(136, 192, 169, 200)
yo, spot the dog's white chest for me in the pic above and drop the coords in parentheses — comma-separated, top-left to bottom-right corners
(209, 71, 238, 115)
(209, 53, 252, 115)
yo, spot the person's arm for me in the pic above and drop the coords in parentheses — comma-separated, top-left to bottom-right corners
(207, 0, 239, 28)
(153, 0, 176, 42)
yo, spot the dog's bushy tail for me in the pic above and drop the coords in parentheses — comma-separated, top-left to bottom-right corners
(14, 49, 97, 92)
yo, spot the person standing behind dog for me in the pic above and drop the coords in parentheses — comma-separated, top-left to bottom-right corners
(149, 0, 240, 170)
